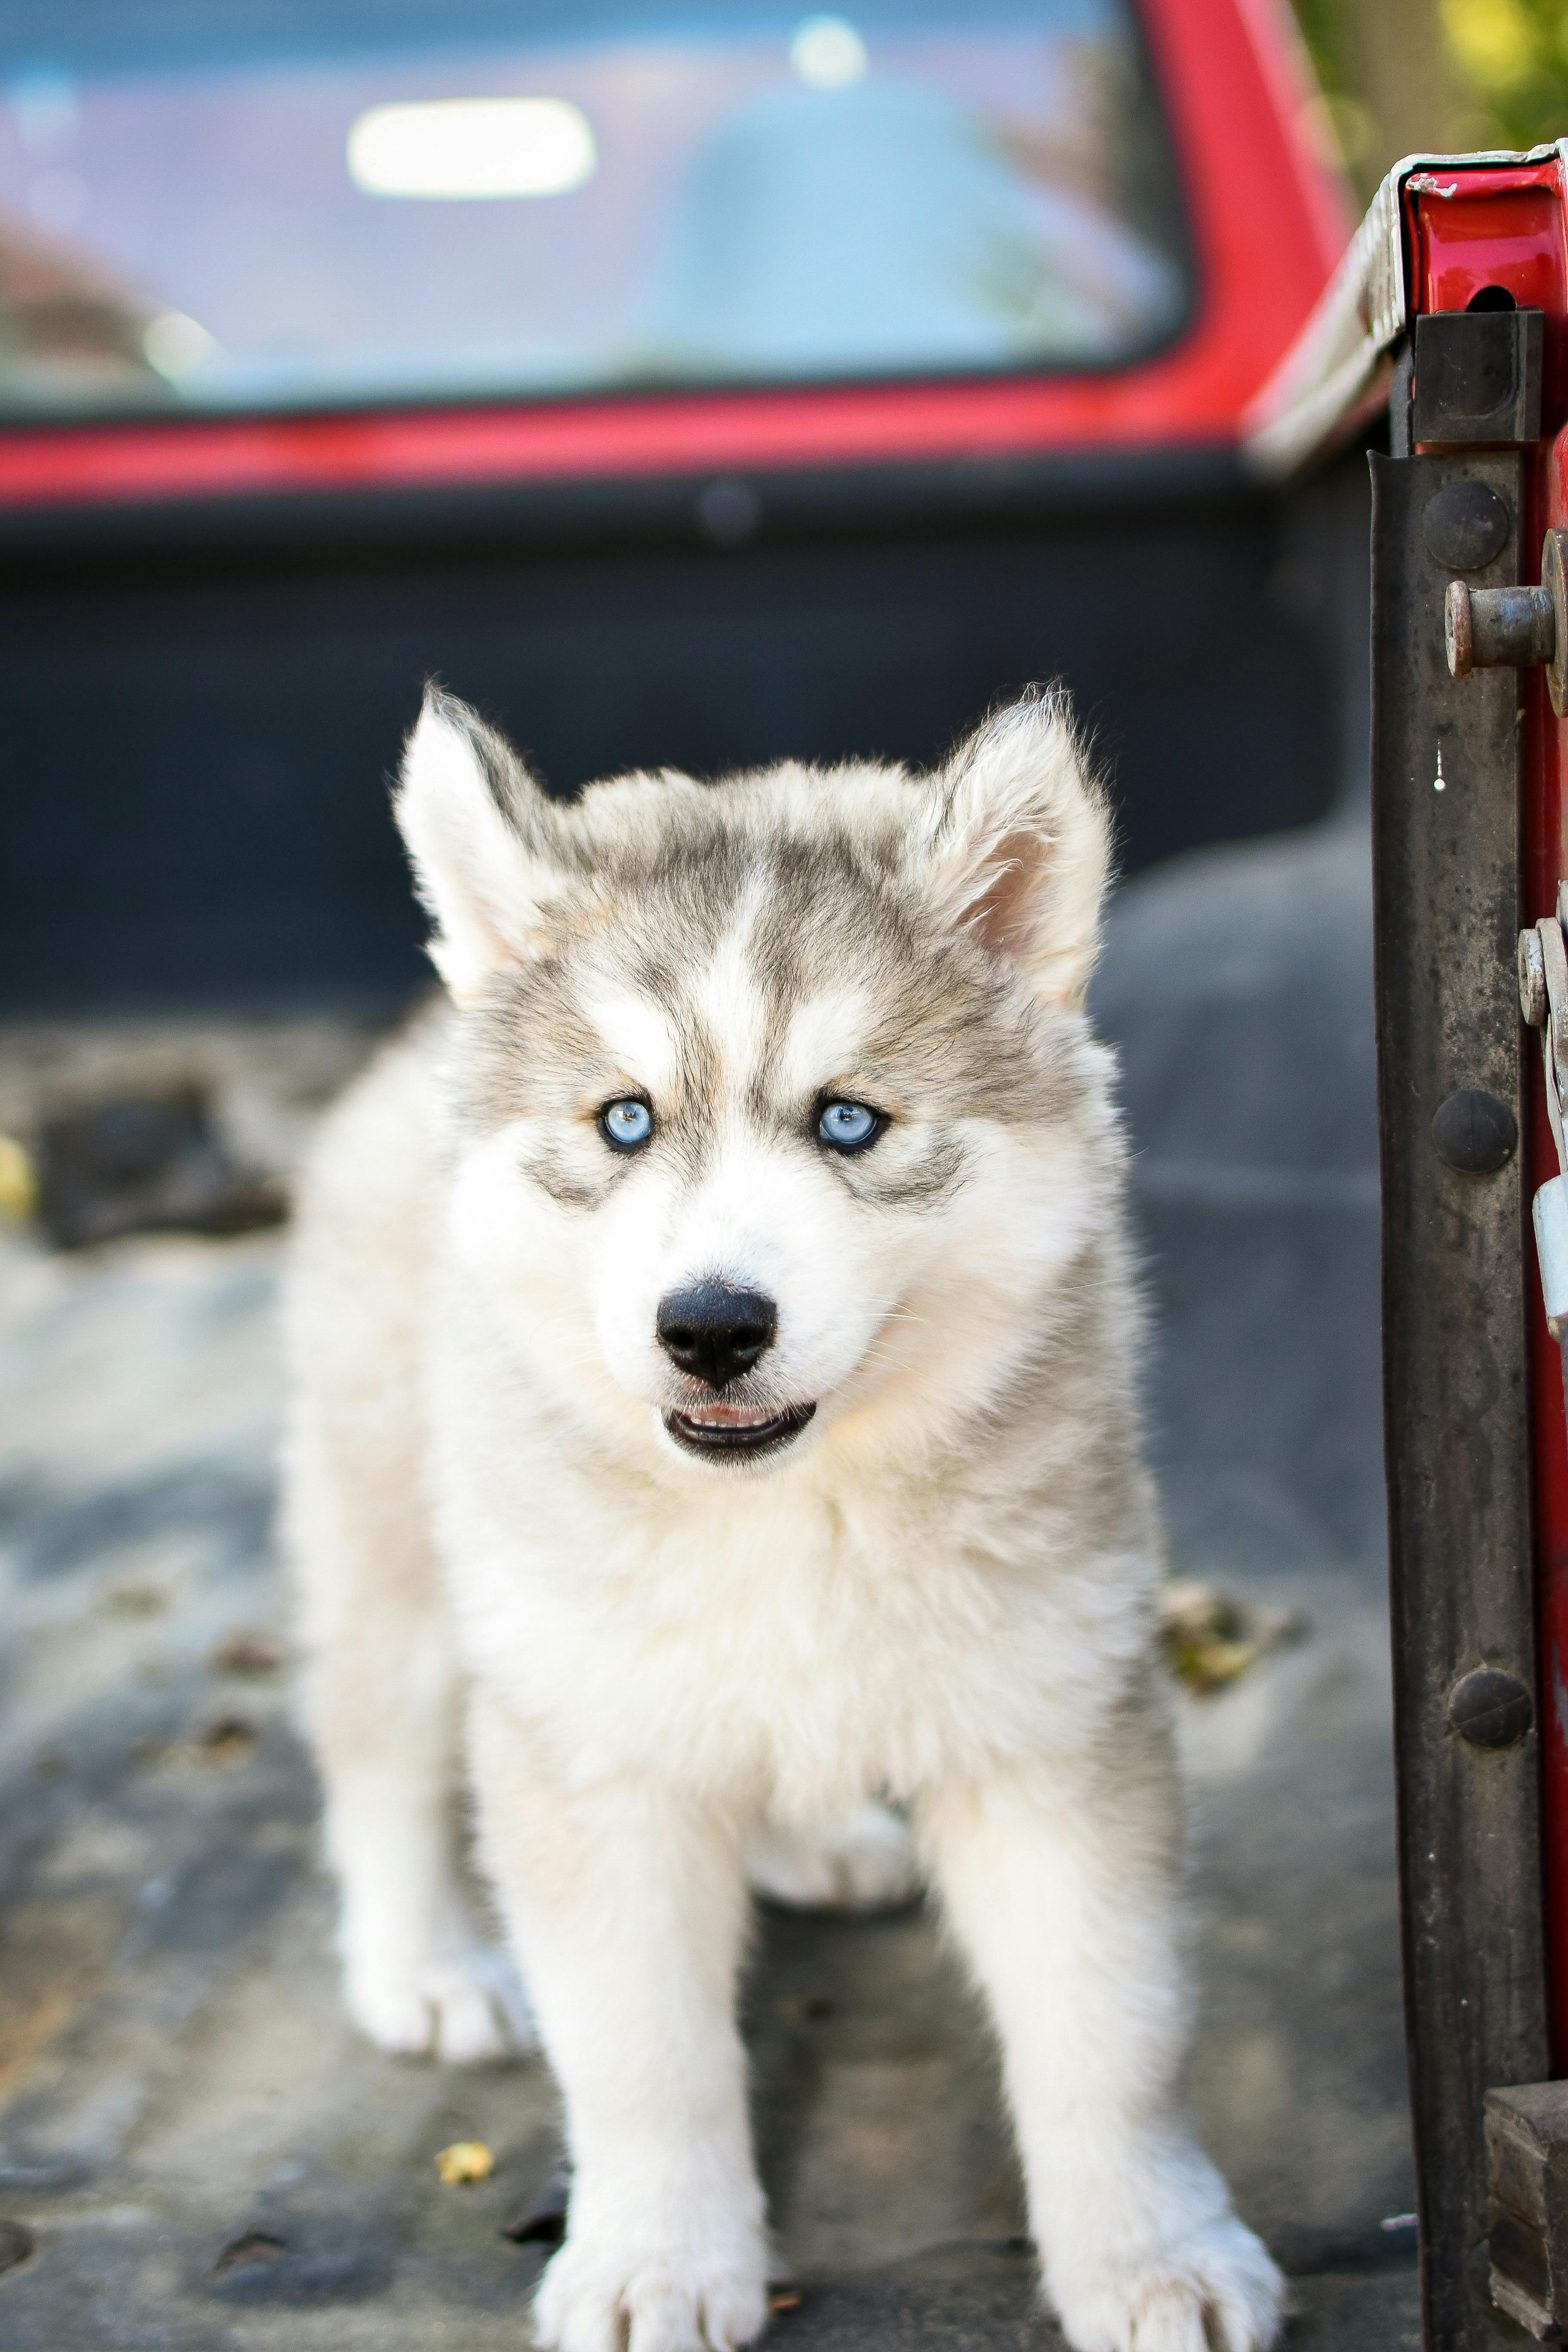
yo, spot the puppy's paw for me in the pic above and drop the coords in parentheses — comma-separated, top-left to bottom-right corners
(534, 2231, 768, 2352)
(1055, 2213, 1286, 2352)
(346, 1947, 535, 2064)
(745, 1800, 920, 1912)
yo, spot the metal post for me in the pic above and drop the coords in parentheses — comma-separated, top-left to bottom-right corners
(1370, 441, 1550, 2351)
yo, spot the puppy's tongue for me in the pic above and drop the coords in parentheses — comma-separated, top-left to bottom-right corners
(678, 1402, 774, 1428)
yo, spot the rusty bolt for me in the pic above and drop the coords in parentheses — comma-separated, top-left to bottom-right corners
(1446, 579, 1556, 679)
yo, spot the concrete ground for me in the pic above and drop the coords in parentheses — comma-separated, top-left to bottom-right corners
(0, 809, 1418, 2349)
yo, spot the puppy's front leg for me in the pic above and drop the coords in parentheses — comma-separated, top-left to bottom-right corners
(468, 1689, 767, 2352)
(920, 1704, 1284, 2352)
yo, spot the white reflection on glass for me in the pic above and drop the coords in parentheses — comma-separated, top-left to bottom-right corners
(346, 97, 596, 200)
(790, 16, 869, 89)
(143, 311, 219, 380)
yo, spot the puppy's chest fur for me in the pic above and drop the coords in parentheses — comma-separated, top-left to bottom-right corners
(427, 1276, 1156, 1820)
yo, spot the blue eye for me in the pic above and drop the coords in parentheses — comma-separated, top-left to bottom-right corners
(599, 1098, 653, 1150)
(818, 1099, 883, 1152)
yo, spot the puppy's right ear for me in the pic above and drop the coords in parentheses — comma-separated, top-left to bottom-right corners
(393, 691, 573, 1002)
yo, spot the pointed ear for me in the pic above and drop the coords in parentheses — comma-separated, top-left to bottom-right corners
(393, 690, 573, 1002)
(912, 690, 1112, 1007)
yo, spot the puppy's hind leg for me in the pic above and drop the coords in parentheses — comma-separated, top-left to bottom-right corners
(290, 1429, 531, 2065)
(285, 1028, 529, 2062)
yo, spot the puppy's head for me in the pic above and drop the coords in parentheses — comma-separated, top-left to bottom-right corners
(396, 687, 1118, 1475)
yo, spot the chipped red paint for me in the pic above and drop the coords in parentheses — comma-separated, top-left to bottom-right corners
(0, 0, 1348, 516)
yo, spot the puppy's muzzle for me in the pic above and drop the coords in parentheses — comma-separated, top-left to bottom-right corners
(656, 1280, 814, 1462)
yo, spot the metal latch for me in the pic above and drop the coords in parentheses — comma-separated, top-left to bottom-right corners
(1448, 528, 1568, 713)
(1414, 307, 1545, 447)
(1520, 896, 1568, 1330)
(1487, 2083, 1568, 2338)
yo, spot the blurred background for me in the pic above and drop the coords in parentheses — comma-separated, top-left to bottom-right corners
(0, 3, 1554, 2345)
(1297, 0, 1568, 194)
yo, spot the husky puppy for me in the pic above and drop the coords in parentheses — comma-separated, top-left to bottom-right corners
(285, 687, 1284, 2352)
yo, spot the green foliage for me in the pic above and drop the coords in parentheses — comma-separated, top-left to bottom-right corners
(1285, 0, 1379, 180)
(1293, 0, 1568, 158)
(1291, 0, 1349, 102)
(1437, 0, 1568, 148)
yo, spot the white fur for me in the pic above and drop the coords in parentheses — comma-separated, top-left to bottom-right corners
(393, 694, 569, 997)
(285, 691, 1284, 2352)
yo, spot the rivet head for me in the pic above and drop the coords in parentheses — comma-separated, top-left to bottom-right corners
(1449, 1667, 1533, 1749)
(1431, 1088, 1518, 1173)
(1423, 480, 1512, 573)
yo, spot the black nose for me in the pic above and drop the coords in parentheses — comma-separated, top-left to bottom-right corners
(656, 1282, 777, 1391)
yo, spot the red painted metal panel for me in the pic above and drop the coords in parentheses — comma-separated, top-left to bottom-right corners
(0, 0, 1348, 514)
(1410, 157, 1568, 2068)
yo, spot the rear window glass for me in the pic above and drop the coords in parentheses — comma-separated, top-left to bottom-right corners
(0, 1, 1190, 420)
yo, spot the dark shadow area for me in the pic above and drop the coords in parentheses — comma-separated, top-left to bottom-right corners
(0, 455, 1367, 1010)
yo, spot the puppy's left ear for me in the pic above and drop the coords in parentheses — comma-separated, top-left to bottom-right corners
(913, 689, 1112, 1007)
(394, 688, 576, 1003)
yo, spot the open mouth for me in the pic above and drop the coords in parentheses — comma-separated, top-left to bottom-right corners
(663, 1401, 817, 1460)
